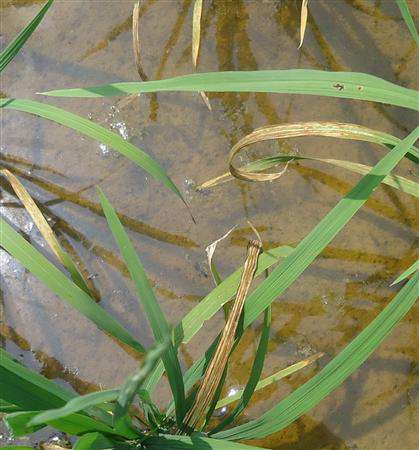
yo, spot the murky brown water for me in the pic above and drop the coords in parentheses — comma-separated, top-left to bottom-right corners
(1, 0, 418, 449)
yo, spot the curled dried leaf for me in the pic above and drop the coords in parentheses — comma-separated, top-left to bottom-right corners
(198, 122, 419, 194)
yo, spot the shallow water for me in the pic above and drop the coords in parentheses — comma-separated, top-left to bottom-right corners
(1, 0, 418, 449)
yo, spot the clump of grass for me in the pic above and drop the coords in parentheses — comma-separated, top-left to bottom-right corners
(1, 1, 418, 449)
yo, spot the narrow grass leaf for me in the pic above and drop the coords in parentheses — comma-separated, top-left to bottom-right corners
(29, 390, 119, 427)
(298, 0, 309, 48)
(0, 218, 145, 354)
(395, 0, 419, 45)
(41, 70, 419, 111)
(391, 259, 419, 285)
(1, 169, 92, 294)
(210, 307, 271, 434)
(215, 352, 324, 410)
(215, 271, 418, 440)
(202, 155, 418, 197)
(0, 0, 53, 72)
(5, 410, 118, 438)
(98, 188, 186, 424)
(0, 400, 21, 413)
(0, 98, 184, 202)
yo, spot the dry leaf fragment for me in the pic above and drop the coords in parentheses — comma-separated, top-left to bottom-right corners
(299, 0, 309, 49)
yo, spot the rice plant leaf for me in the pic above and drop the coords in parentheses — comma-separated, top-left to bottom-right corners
(0, 218, 145, 354)
(0, 348, 74, 411)
(1, 169, 92, 294)
(143, 434, 265, 450)
(391, 259, 419, 285)
(98, 188, 186, 425)
(166, 127, 419, 409)
(298, 0, 309, 49)
(395, 0, 419, 45)
(28, 390, 119, 427)
(114, 340, 168, 424)
(0, 98, 184, 202)
(214, 270, 418, 440)
(0, 0, 53, 72)
(41, 70, 419, 111)
(5, 410, 117, 438)
(210, 307, 271, 434)
(215, 352, 324, 410)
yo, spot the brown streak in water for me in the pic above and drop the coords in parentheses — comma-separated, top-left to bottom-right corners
(345, 0, 398, 21)
(0, 153, 69, 178)
(293, 164, 417, 226)
(80, 1, 156, 62)
(1, 178, 200, 305)
(0, 162, 198, 249)
(149, 0, 193, 121)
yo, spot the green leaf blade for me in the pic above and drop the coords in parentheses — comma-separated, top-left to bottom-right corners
(0, 217, 145, 354)
(98, 189, 186, 425)
(0, 0, 53, 72)
(41, 70, 419, 111)
(0, 98, 184, 202)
